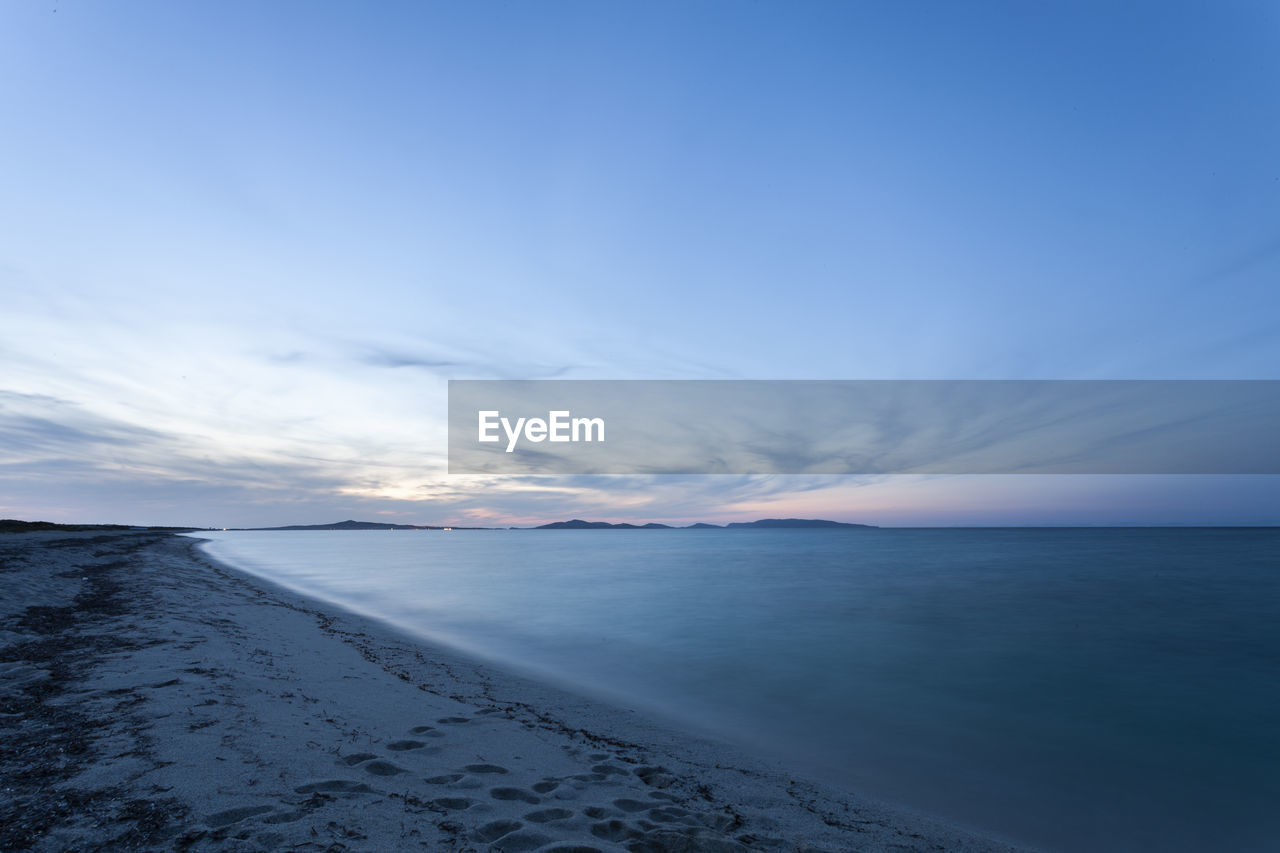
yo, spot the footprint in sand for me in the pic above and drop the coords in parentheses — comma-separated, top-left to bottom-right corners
(646, 805, 690, 823)
(590, 819, 642, 843)
(205, 805, 274, 827)
(634, 765, 677, 789)
(463, 763, 508, 774)
(490, 786, 540, 804)
(491, 830, 553, 852)
(524, 807, 573, 823)
(430, 796, 474, 811)
(472, 818, 523, 843)
(294, 780, 373, 795)
(424, 773, 464, 784)
(386, 739, 427, 751)
(337, 752, 378, 766)
(583, 806, 616, 820)
(362, 760, 405, 776)
(532, 779, 560, 793)
(613, 798, 651, 813)
(437, 716, 470, 724)
(409, 725, 446, 737)
(592, 764, 635, 780)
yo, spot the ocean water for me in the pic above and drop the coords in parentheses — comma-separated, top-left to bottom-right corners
(190, 528, 1280, 852)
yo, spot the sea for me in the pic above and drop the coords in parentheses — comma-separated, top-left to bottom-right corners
(189, 527, 1280, 853)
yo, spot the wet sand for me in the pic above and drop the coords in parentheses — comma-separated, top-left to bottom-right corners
(0, 530, 1028, 852)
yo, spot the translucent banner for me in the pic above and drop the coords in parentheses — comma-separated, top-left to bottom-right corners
(447, 380, 1280, 475)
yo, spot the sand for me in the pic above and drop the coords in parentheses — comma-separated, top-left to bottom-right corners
(0, 531, 1029, 852)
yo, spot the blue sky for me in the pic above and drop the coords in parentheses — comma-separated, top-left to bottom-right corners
(2, 1, 1279, 526)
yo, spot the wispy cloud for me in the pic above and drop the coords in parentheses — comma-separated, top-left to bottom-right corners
(0, 391, 166, 457)
(355, 343, 580, 379)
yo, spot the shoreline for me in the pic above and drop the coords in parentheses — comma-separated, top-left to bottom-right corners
(0, 530, 1029, 852)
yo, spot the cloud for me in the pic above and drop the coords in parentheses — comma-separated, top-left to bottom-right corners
(0, 391, 167, 459)
(358, 348, 463, 370)
(354, 341, 579, 379)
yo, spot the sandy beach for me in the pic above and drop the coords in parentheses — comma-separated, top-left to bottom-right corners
(0, 530, 1027, 852)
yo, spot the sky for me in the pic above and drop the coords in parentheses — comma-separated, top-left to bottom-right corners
(2, 1, 1279, 527)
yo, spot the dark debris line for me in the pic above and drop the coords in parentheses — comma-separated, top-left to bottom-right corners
(0, 534, 190, 852)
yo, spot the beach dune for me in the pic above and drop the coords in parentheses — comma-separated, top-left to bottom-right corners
(0, 531, 1023, 852)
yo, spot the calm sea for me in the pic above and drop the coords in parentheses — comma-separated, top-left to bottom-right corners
(190, 528, 1280, 852)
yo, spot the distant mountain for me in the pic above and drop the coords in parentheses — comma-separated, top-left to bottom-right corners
(724, 518, 875, 529)
(534, 520, 623, 529)
(533, 518, 873, 530)
(534, 519, 673, 529)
